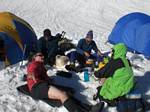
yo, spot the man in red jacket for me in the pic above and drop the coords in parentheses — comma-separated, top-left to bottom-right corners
(27, 53, 68, 107)
(27, 53, 102, 112)
(27, 52, 92, 112)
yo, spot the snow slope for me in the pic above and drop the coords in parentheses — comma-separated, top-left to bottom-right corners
(1, 0, 150, 49)
(0, 0, 150, 112)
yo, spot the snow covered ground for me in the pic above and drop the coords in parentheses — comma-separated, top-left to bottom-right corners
(0, 0, 150, 112)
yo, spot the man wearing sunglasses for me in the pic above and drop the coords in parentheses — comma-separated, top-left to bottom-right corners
(27, 52, 96, 112)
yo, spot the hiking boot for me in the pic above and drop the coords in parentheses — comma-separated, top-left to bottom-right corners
(65, 63, 84, 73)
(65, 64, 76, 71)
(64, 98, 88, 112)
(75, 64, 84, 72)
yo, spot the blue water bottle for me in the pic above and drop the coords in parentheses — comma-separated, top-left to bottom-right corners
(84, 69, 89, 82)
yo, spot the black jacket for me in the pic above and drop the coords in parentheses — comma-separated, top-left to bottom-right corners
(94, 58, 131, 78)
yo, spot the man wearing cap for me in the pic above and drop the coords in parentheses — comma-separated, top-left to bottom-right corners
(38, 29, 61, 65)
(69, 30, 102, 68)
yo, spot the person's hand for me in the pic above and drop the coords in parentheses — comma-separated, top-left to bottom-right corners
(84, 52, 90, 57)
(99, 78, 106, 86)
(93, 74, 99, 81)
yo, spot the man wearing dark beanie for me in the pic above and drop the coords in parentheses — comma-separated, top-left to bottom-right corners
(68, 30, 102, 68)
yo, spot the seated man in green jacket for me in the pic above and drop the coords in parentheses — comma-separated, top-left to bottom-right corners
(94, 43, 134, 102)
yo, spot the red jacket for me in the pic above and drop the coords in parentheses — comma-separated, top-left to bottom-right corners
(27, 61, 49, 92)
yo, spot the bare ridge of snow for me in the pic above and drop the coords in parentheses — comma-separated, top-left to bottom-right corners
(0, 0, 150, 40)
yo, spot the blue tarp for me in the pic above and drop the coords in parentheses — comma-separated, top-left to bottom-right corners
(108, 12, 150, 57)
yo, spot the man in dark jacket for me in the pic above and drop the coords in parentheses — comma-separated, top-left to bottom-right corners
(69, 30, 102, 67)
(47, 33, 62, 65)
(38, 29, 61, 65)
(38, 29, 52, 59)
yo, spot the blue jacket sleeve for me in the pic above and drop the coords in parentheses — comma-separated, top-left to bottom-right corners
(76, 39, 84, 55)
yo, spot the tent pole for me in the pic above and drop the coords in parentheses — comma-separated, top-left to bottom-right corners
(20, 44, 27, 68)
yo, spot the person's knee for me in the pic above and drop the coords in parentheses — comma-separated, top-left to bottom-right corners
(57, 90, 66, 97)
(48, 87, 68, 103)
(54, 91, 68, 103)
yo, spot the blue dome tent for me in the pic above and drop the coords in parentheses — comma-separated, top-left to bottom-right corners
(108, 12, 150, 57)
(0, 12, 37, 66)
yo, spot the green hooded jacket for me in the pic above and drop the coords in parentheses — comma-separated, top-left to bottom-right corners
(100, 43, 134, 100)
